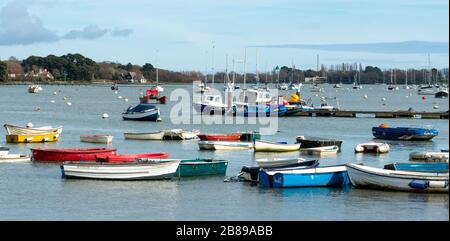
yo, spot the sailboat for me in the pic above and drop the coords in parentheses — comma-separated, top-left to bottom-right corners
(352, 65, 363, 89)
(388, 69, 399, 90)
(403, 69, 410, 89)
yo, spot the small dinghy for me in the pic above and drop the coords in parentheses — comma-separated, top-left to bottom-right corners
(409, 152, 449, 163)
(296, 136, 343, 149)
(198, 141, 253, 150)
(259, 165, 349, 188)
(384, 162, 448, 173)
(95, 153, 169, 163)
(256, 157, 306, 168)
(4, 124, 62, 135)
(6, 132, 60, 143)
(372, 124, 438, 141)
(61, 160, 181, 180)
(0, 146, 9, 156)
(122, 103, 161, 121)
(197, 133, 242, 141)
(31, 148, 117, 162)
(253, 140, 301, 152)
(80, 134, 113, 144)
(239, 160, 319, 182)
(300, 145, 339, 155)
(163, 129, 200, 140)
(0, 154, 31, 163)
(175, 159, 228, 177)
(346, 163, 449, 193)
(354, 142, 390, 153)
(123, 131, 165, 140)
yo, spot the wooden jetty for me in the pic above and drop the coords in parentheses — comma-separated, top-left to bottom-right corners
(293, 110, 449, 119)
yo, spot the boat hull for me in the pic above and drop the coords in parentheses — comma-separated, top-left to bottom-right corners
(240, 160, 319, 182)
(0, 154, 31, 163)
(296, 137, 343, 149)
(384, 163, 449, 173)
(4, 124, 62, 135)
(300, 145, 339, 155)
(409, 152, 449, 163)
(31, 148, 117, 162)
(193, 103, 226, 115)
(254, 140, 300, 152)
(197, 134, 242, 141)
(198, 141, 253, 150)
(259, 165, 349, 188)
(372, 127, 438, 141)
(124, 132, 165, 140)
(80, 135, 113, 144)
(95, 153, 169, 163)
(176, 159, 228, 177)
(122, 108, 161, 121)
(354, 143, 390, 153)
(61, 160, 180, 180)
(6, 132, 60, 143)
(346, 163, 449, 193)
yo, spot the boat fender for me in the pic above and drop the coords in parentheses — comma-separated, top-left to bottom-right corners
(244, 105, 248, 114)
(428, 181, 448, 188)
(408, 180, 429, 190)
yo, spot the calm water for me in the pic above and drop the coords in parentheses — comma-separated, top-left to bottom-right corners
(0, 83, 448, 220)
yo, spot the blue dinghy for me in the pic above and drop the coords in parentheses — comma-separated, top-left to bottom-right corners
(384, 163, 449, 173)
(239, 160, 319, 182)
(258, 165, 350, 188)
(372, 125, 438, 141)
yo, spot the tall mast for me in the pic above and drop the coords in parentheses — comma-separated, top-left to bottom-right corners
(225, 54, 229, 85)
(255, 49, 259, 85)
(243, 48, 247, 89)
(211, 43, 215, 87)
(232, 56, 235, 85)
(405, 69, 408, 85)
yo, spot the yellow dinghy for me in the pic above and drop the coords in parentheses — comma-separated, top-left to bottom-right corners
(6, 132, 60, 143)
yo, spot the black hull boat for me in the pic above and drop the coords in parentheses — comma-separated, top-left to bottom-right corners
(296, 136, 343, 149)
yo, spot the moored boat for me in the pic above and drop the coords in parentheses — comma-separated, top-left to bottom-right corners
(354, 142, 390, 153)
(80, 134, 113, 144)
(123, 131, 165, 140)
(61, 160, 181, 180)
(372, 124, 438, 141)
(193, 94, 227, 115)
(384, 162, 448, 173)
(4, 124, 63, 135)
(256, 157, 305, 168)
(259, 165, 350, 188)
(0, 154, 31, 163)
(435, 89, 449, 98)
(300, 145, 339, 155)
(253, 140, 301, 152)
(122, 103, 161, 121)
(409, 152, 449, 163)
(163, 129, 200, 140)
(346, 163, 449, 193)
(6, 132, 60, 143)
(174, 159, 228, 177)
(31, 148, 117, 162)
(197, 133, 242, 142)
(95, 153, 169, 163)
(239, 160, 319, 182)
(198, 141, 253, 150)
(296, 136, 343, 149)
(0, 146, 9, 156)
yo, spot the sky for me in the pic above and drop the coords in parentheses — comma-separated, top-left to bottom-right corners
(0, 0, 448, 72)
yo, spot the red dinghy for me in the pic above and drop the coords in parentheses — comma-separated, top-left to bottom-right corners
(95, 153, 169, 163)
(197, 133, 242, 141)
(31, 148, 117, 162)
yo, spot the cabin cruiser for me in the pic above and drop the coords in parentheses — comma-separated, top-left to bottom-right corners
(193, 94, 228, 115)
(277, 83, 289, 90)
(333, 84, 341, 88)
(435, 88, 449, 98)
(387, 85, 399, 90)
(352, 82, 363, 89)
(231, 88, 274, 116)
(28, 84, 42, 93)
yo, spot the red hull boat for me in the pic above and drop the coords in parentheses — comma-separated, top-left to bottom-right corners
(197, 133, 242, 141)
(95, 153, 169, 163)
(31, 148, 117, 162)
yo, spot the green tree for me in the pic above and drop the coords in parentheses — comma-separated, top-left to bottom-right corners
(0, 61, 7, 81)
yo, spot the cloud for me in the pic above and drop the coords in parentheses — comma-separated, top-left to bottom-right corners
(63, 25, 109, 40)
(111, 28, 133, 37)
(252, 41, 449, 54)
(0, 1, 58, 45)
(0, 1, 133, 45)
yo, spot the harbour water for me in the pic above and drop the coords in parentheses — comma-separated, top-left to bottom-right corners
(0, 84, 448, 220)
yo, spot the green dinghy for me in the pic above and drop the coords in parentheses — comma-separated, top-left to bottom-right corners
(176, 159, 228, 177)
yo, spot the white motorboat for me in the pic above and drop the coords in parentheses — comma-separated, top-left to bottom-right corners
(346, 163, 449, 193)
(193, 94, 227, 115)
(4, 124, 63, 135)
(61, 160, 181, 180)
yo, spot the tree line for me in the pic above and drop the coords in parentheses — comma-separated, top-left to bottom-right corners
(0, 54, 448, 85)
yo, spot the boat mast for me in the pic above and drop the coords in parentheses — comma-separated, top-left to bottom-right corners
(243, 48, 247, 89)
(232, 56, 236, 86)
(255, 48, 259, 86)
(211, 43, 215, 87)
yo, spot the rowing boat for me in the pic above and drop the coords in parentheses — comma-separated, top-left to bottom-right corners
(123, 131, 165, 140)
(253, 140, 301, 152)
(198, 141, 253, 150)
(31, 148, 117, 162)
(346, 163, 448, 193)
(6, 132, 60, 143)
(80, 134, 114, 144)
